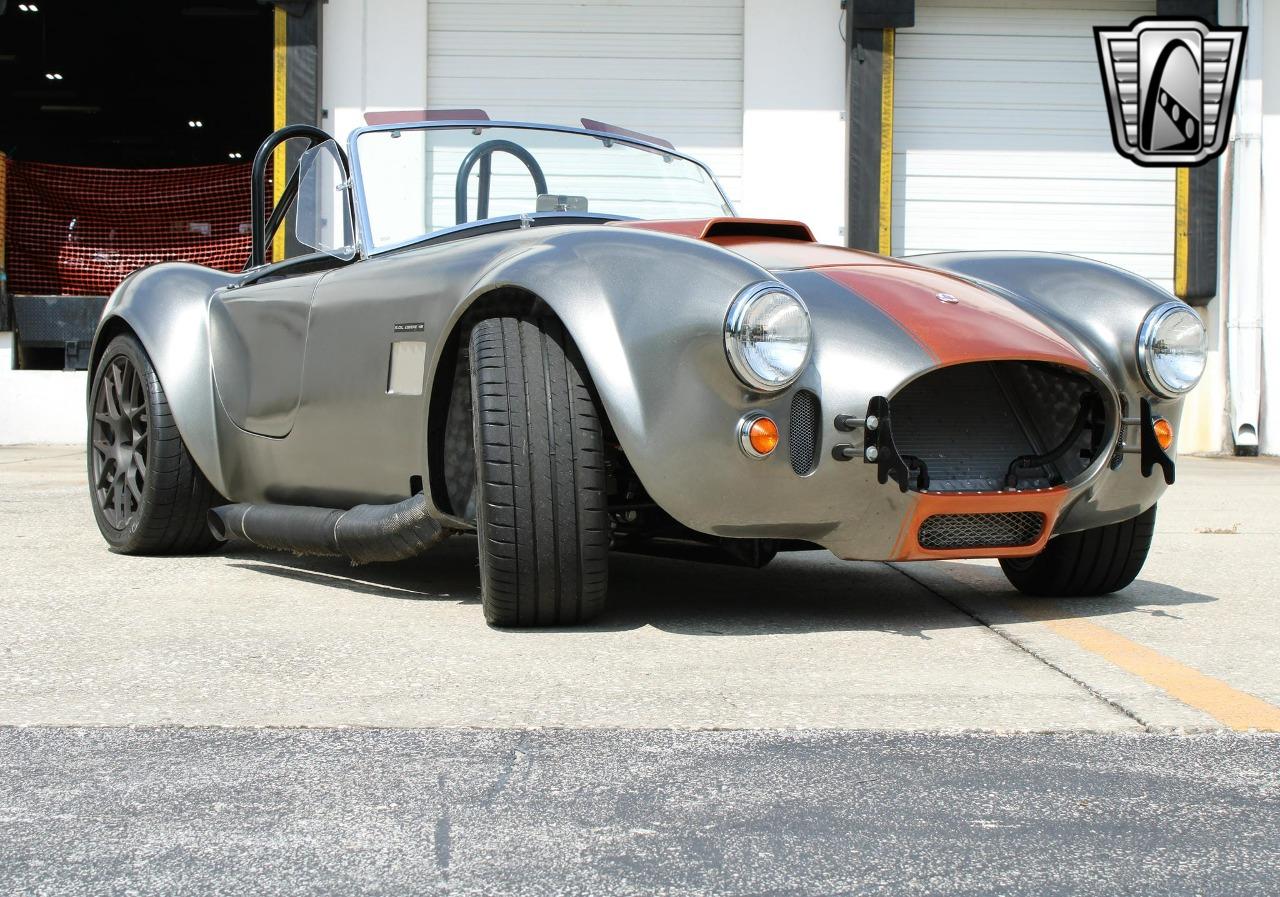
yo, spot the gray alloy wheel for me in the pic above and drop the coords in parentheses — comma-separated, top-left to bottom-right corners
(87, 334, 222, 554)
(1000, 505, 1157, 597)
(90, 349, 149, 531)
(468, 315, 610, 627)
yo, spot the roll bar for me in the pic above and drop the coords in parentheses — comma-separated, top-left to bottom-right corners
(249, 124, 350, 269)
(454, 139, 549, 225)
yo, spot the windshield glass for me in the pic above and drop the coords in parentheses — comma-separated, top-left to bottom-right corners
(352, 124, 732, 252)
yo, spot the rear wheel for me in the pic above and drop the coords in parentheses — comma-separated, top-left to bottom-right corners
(469, 316, 610, 626)
(999, 505, 1156, 597)
(87, 333, 221, 554)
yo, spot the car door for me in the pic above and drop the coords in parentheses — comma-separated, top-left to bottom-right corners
(209, 138, 357, 440)
(208, 271, 328, 438)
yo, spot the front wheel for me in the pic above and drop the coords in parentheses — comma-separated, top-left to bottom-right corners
(468, 316, 610, 626)
(87, 333, 222, 554)
(999, 505, 1157, 597)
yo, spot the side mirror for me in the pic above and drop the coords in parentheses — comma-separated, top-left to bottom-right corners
(296, 139, 357, 260)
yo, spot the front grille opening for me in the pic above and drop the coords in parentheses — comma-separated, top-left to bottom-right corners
(788, 389, 820, 475)
(918, 512, 1045, 550)
(891, 361, 1106, 493)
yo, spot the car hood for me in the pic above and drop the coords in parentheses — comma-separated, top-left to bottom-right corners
(613, 218, 1092, 371)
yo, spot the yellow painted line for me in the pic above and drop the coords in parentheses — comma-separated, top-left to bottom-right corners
(878, 28, 895, 257)
(1018, 601, 1280, 732)
(271, 6, 288, 263)
(1174, 166, 1189, 297)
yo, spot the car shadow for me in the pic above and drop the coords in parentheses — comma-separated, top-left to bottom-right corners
(224, 536, 483, 604)
(222, 536, 1217, 637)
(902, 559, 1217, 625)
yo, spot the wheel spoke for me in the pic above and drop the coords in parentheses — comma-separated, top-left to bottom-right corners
(128, 403, 148, 439)
(92, 437, 112, 457)
(126, 467, 144, 503)
(103, 368, 121, 418)
(130, 367, 145, 411)
(95, 457, 115, 490)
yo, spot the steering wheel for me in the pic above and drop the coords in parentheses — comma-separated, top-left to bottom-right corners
(455, 139, 549, 225)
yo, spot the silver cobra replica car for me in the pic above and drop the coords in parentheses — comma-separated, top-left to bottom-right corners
(87, 117, 1208, 627)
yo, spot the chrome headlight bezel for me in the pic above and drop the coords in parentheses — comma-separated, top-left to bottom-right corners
(723, 282, 813, 392)
(1137, 300, 1208, 398)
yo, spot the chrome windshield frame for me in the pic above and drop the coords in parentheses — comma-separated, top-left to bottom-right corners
(347, 119, 738, 258)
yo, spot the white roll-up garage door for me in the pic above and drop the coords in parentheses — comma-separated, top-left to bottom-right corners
(892, 0, 1175, 290)
(426, 0, 744, 205)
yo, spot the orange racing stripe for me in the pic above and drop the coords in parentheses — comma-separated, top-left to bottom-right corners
(819, 266, 1091, 370)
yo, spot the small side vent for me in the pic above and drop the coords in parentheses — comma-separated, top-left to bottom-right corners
(788, 389, 820, 475)
(918, 512, 1045, 550)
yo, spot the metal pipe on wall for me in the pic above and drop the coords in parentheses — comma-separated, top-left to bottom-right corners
(1226, 0, 1263, 453)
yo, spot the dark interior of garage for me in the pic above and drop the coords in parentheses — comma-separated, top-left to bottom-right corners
(0, 0, 273, 167)
(0, 0, 276, 368)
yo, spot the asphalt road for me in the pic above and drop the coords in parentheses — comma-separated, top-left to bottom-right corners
(4, 728, 1279, 897)
(3, 447, 1280, 894)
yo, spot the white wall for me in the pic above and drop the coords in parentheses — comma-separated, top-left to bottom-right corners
(0, 333, 87, 445)
(322, 0, 846, 244)
(321, 0, 429, 150)
(740, 0, 848, 244)
(0, 371, 87, 444)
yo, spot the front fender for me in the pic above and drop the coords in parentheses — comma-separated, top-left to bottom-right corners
(910, 251, 1191, 532)
(434, 227, 775, 532)
(92, 262, 237, 496)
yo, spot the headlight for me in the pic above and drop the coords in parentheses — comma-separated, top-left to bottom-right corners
(724, 283, 812, 391)
(1137, 301, 1207, 397)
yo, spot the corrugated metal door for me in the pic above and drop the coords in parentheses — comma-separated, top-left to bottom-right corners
(426, 0, 744, 204)
(892, 0, 1175, 290)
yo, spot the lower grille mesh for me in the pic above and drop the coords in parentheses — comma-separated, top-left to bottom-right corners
(918, 512, 1045, 550)
(788, 390, 820, 475)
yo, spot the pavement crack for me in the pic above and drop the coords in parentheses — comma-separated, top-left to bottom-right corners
(886, 562, 1154, 732)
(482, 730, 530, 808)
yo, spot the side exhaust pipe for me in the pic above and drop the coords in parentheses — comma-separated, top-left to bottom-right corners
(209, 494, 449, 564)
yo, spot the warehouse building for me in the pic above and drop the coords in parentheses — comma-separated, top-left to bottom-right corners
(1, 0, 1277, 454)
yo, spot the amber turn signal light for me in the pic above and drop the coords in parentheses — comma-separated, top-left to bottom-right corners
(1152, 417, 1174, 451)
(739, 413, 779, 458)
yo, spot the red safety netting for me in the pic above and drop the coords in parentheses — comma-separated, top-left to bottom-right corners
(2, 158, 273, 296)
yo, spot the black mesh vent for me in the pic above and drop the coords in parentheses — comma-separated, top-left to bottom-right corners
(918, 512, 1045, 550)
(890, 362, 1099, 492)
(788, 389, 820, 475)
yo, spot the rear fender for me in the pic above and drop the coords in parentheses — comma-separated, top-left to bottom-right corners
(91, 263, 238, 496)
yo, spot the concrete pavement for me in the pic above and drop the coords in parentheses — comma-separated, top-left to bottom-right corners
(2, 447, 1278, 731)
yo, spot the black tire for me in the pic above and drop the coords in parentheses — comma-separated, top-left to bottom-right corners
(469, 316, 609, 626)
(87, 333, 222, 555)
(999, 505, 1157, 597)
